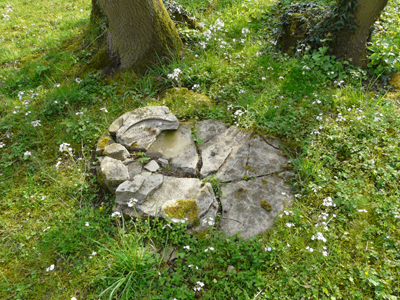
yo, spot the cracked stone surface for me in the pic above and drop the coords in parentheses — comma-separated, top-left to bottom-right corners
(220, 174, 293, 239)
(116, 176, 218, 229)
(98, 106, 293, 237)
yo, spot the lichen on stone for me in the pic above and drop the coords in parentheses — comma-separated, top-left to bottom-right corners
(163, 199, 199, 223)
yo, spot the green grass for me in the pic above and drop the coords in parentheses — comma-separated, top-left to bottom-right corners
(1, 0, 400, 299)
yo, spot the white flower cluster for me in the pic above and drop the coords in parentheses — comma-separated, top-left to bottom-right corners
(46, 264, 55, 272)
(127, 198, 138, 207)
(311, 232, 327, 243)
(202, 217, 215, 226)
(167, 68, 182, 81)
(111, 211, 122, 218)
(1, 5, 13, 20)
(59, 142, 72, 153)
(241, 27, 250, 37)
(322, 197, 336, 207)
(194, 281, 205, 292)
(204, 246, 214, 252)
(31, 120, 41, 127)
(188, 264, 199, 270)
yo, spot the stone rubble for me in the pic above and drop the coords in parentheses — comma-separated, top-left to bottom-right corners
(97, 106, 293, 237)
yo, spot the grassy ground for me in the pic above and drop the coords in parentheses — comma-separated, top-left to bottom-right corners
(1, 0, 399, 299)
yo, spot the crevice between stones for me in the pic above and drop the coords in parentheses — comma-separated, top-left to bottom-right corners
(260, 136, 282, 150)
(194, 141, 203, 177)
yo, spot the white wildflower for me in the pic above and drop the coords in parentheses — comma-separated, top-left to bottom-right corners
(31, 120, 41, 127)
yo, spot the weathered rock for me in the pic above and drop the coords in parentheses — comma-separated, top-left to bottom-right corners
(200, 126, 252, 182)
(124, 160, 143, 179)
(197, 121, 289, 182)
(158, 158, 169, 168)
(144, 160, 160, 172)
(196, 120, 227, 144)
(104, 143, 130, 161)
(119, 176, 218, 231)
(98, 157, 130, 193)
(147, 125, 198, 176)
(102, 113, 293, 239)
(115, 174, 163, 205)
(109, 106, 179, 150)
(115, 176, 146, 205)
(96, 132, 115, 155)
(246, 136, 288, 178)
(219, 174, 293, 239)
(161, 199, 199, 224)
(200, 143, 231, 178)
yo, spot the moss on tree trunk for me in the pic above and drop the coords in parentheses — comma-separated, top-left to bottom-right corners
(97, 0, 183, 73)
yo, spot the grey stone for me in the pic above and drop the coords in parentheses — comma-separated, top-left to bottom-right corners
(158, 158, 169, 167)
(144, 160, 160, 172)
(104, 143, 130, 161)
(198, 123, 288, 182)
(147, 125, 198, 176)
(141, 170, 152, 178)
(102, 114, 293, 239)
(96, 132, 115, 155)
(246, 136, 289, 177)
(124, 160, 143, 179)
(97, 156, 104, 163)
(219, 175, 293, 240)
(98, 157, 130, 193)
(109, 106, 179, 150)
(115, 176, 146, 205)
(201, 126, 252, 182)
(116, 174, 163, 205)
(200, 143, 231, 178)
(120, 176, 218, 232)
(196, 120, 227, 144)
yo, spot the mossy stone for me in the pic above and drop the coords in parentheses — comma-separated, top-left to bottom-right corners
(261, 200, 272, 211)
(163, 199, 199, 224)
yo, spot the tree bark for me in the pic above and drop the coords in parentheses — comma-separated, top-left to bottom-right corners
(97, 0, 183, 73)
(333, 0, 388, 68)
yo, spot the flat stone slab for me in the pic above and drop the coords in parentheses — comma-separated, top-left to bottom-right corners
(197, 121, 289, 182)
(109, 106, 179, 150)
(219, 174, 293, 239)
(118, 176, 218, 230)
(147, 125, 198, 176)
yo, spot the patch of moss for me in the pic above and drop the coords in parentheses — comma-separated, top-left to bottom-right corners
(155, 87, 215, 120)
(261, 200, 272, 211)
(389, 72, 400, 89)
(164, 199, 199, 224)
(97, 132, 114, 153)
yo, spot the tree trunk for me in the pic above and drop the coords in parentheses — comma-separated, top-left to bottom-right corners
(97, 0, 183, 73)
(333, 0, 388, 68)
